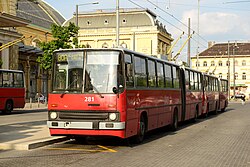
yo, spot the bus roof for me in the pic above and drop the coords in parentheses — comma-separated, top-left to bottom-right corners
(53, 48, 181, 67)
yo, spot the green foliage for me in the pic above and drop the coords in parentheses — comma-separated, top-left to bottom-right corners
(37, 22, 79, 70)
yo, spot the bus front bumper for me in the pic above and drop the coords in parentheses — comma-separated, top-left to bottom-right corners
(47, 121, 125, 130)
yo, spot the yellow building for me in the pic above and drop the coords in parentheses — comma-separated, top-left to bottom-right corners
(191, 42, 250, 99)
(0, 0, 65, 100)
(64, 8, 173, 60)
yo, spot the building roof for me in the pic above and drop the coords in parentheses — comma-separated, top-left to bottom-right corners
(16, 0, 65, 30)
(64, 8, 170, 35)
(199, 42, 250, 57)
(0, 12, 30, 27)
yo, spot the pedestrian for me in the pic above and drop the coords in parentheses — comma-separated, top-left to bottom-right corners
(241, 94, 246, 105)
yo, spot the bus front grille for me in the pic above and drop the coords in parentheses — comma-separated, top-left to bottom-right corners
(59, 112, 109, 121)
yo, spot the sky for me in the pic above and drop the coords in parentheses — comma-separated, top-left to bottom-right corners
(43, 0, 250, 60)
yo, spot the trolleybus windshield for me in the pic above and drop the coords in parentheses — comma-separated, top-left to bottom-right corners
(53, 50, 122, 94)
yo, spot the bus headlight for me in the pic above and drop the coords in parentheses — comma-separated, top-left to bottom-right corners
(50, 112, 58, 119)
(109, 113, 117, 121)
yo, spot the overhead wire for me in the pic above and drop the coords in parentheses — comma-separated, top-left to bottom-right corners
(127, 0, 208, 49)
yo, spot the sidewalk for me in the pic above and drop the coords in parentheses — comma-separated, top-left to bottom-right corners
(0, 103, 68, 150)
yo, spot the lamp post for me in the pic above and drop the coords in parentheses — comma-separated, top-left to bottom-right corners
(116, 0, 120, 47)
(75, 2, 99, 40)
(227, 41, 230, 99)
(232, 42, 239, 97)
(197, 0, 200, 70)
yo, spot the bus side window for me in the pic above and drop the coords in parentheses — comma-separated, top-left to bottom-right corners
(134, 56, 147, 87)
(0, 72, 2, 87)
(125, 53, 134, 88)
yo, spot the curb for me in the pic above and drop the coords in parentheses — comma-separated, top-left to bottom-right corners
(0, 137, 68, 150)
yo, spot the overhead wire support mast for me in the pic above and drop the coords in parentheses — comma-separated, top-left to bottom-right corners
(172, 31, 195, 61)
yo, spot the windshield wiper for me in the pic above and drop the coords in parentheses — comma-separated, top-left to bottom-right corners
(60, 78, 78, 98)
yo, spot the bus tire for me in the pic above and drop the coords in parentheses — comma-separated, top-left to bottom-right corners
(205, 104, 209, 117)
(221, 101, 227, 112)
(214, 102, 218, 115)
(133, 114, 147, 144)
(171, 109, 178, 131)
(3, 100, 13, 114)
(192, 106, 199, 123)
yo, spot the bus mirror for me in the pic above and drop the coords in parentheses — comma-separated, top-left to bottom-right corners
(112, 87, 118, 94)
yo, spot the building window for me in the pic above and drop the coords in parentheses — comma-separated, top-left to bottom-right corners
(235, 60, 238, 66)
(87, 20, 91, 25)
(196, 61, 200, 67)
(226, 61, 230, 66)
(121, 42, 127, 48)
(218, 61, 222, 66)
(242, 72, 246, 80)
(211, 61, 215, 66)
(102, 42, 109, 48)
(203, 61, 207, 67)
(104, 19, 109, 25)
(219, 73, 222, 78)
(242, 60, 246, 66)
(235, 72, 238, 80)
(122, 18, 127, 24)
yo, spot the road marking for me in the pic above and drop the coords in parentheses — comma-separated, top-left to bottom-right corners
(46, 147, 108, 152)
(46, 145, 117, 153)
(97, 145, 117, 152)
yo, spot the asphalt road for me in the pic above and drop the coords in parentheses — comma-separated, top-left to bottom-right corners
(0, 102, 250, 167)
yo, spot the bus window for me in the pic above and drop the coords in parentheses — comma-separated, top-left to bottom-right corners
(125, 53, 134, 88)
(148, 60, 156, 87)
(3, 72, 10, 87)
(190, 71, 194, 90)
(157, 62, 164, 88)
(173, 66, 180, 88)
(0, 72, 2, 87)
(194, 72, 198, 90)
(13, 73, 24, 87)
(165, 64, 172, 88)
(185, 70, 190, 90)
(134, 56, 147, 87)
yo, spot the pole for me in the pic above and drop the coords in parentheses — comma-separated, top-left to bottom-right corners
(197, 0, 200, 69)
(188, 18, 191, 67)
(116, 0, 120, 47)
(227, 41, 231, 99)
(233, 44, 236, 97)
(76, 5, 78, 27)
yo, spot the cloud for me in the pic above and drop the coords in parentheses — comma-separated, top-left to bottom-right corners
(181, 10, 240, 35)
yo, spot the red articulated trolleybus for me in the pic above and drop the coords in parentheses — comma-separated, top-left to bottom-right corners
(0, 69, 25, 114)
(47, 48, 227, 143)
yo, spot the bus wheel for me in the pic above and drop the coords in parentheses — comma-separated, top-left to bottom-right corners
(171, 109, 178, 131)
(205, 104, 209, 118)
(221, 102, 226, 112)
(3, 100, 13, 114)
(214, 102, 218, 115)
(192, 107, 198, 123)
(134, 115, 146, 144)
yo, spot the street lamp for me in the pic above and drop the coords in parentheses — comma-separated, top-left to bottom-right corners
(76, 2, 99, 27)
(233, 42, 239, 97)
(227, 41, 239, 98)
(75, 1, 99, 40)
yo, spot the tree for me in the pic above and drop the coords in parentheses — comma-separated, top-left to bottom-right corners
(37, 22, 79, 70)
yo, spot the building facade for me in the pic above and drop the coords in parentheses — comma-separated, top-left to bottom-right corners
(64, 8, 173, 60)
(0, 0, 65, 100)
(191, 42, 250, 99)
